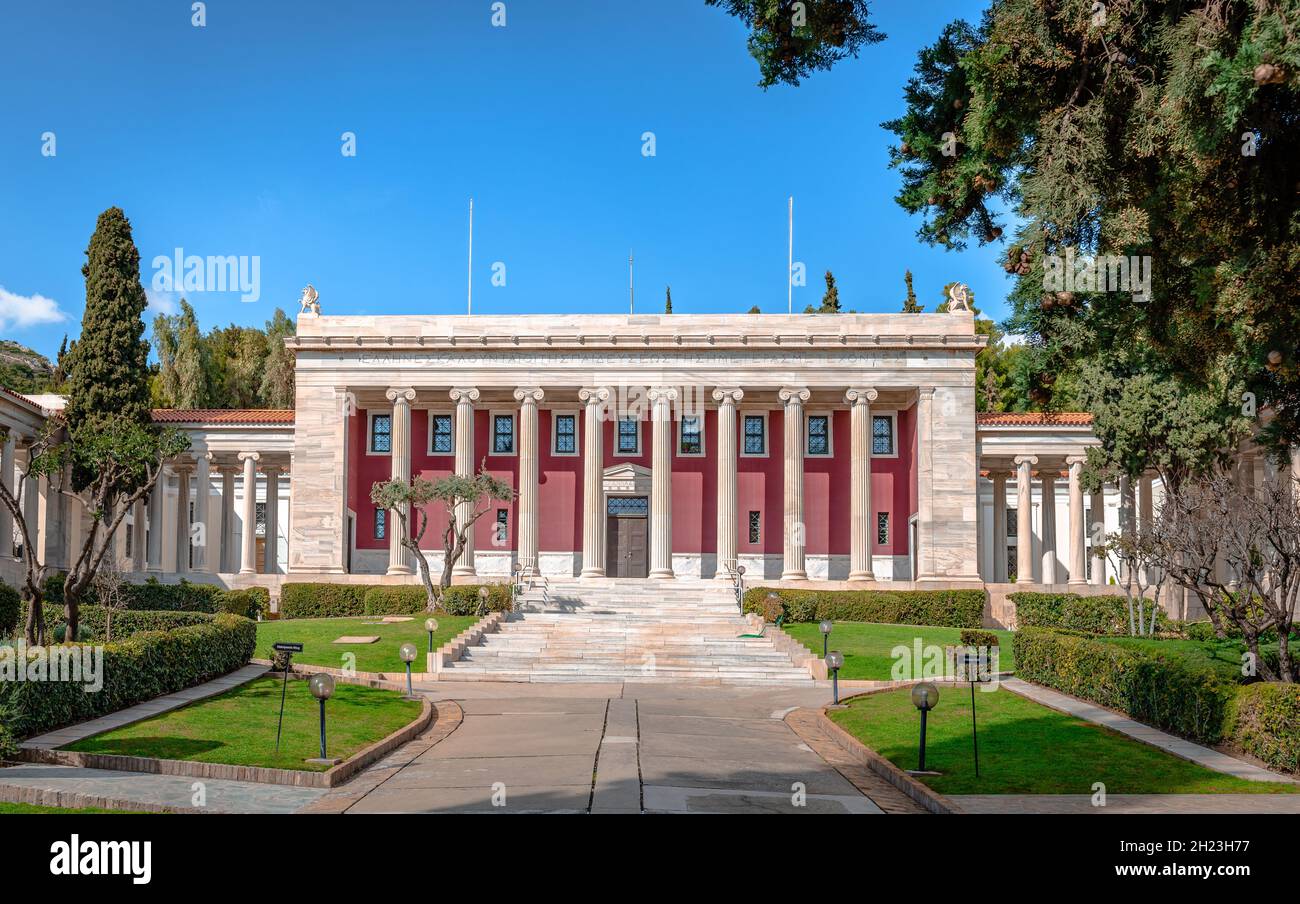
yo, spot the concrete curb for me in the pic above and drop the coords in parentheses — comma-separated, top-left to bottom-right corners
(0, 779, 206, 814)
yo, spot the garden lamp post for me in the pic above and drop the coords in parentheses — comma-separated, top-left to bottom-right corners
(479, 585, 490, 612)
(910, 681, 940, 772)
(425, 617, 439, 654)
(308, 673, 335, 761)
(826, 650, 844, 705)
(765, 590, 781, 622)
(819, 619, 833, 657)
(399, 643, 418, 697)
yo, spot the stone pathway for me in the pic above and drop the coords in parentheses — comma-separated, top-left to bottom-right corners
(21, 663, 269, 750)
(1003, 678, 1298, 784)
(953, 794, 1300, 814)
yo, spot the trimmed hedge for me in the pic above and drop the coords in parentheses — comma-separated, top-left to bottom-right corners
(960, 629, 1000, 648)
(40, 575, 265, 619)
(743, 587, 985, 628)
(1013, 627, 1237, 745)
(283, 582, 513, 619)
(1229, 682, 1300, 774)
(0, 613, 256, 739)
(1010, 591, 1169, 635)
(0, 581, 19, 637)
(217, 587, 268, 619)
(31, 603, 216, 641)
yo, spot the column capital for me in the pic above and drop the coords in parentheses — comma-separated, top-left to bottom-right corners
(778, 386, 810, 405)
(1065, 454, 1089, 468)
(238, 451, 261, 463)
(449, 386, 480, 404)
(578, 385, 611, 405)
(385, 387, 416, 405)
(1013, 454, 1038, 467)
(712, 387, 744, 405)
(513, 386, 545, 405)
(648, 385, 678, 404)
(917, 386, 936, 400)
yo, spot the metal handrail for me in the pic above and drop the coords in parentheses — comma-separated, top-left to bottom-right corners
(725, 564, 745, 613)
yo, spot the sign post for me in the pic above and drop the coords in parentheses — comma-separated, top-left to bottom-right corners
(272, 642, 304, 754)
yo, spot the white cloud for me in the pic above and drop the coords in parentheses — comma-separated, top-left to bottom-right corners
(0, 285, 66, 331)
(146, 289, 179, 317)
(1002, 332, 1028, 346)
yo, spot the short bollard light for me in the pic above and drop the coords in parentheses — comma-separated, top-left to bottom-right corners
(910, 681, 940, 773)
(425, 617, 439, 654)
(478, 585, 490, 611)
(819, 619, 833, 657)
(308, 673, 335, 762)
(765, 590, 781, 621)
(826, 650, 845, 705)
(399, 642, 419, 697)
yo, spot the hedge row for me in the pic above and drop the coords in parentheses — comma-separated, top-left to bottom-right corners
(0, 582, 19, 636)
(0, 613, 256, 739)
(1010, 591, 1169, 636)
(39, 575, 266, 620)
(743, 587, 986, 628)
(24, 602, 216, 642)
(1229, 682, 1300, 774)
(280, 582, 513, 619)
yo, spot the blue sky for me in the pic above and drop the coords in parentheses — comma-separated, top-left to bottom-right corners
(0, 0, 1003, 361)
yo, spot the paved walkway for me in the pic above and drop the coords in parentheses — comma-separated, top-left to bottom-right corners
(1003, 678, 1298, 784)
(953, 794, 1300, 814)
(21, 663, 269, 750)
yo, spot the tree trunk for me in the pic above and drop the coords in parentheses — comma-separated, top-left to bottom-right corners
(1277, 631, 1295, 683)
(406, 538, 439, 612)
(23, 590, 45, 646)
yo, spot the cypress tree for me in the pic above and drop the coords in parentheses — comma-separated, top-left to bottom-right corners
(901, 270, 922, 313)
(665, 286, 673, 314)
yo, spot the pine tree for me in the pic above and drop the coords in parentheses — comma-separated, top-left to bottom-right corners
(747, 305, 762, 314)
(901, 270, 922, 313)
(173, 300, 209, 409)
(819, 270, 840, 313)
(664, 286, 673, 314)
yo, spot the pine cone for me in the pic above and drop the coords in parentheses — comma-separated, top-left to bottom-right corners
(1254, 63, 1285, 86)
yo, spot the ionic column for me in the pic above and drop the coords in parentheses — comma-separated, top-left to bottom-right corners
(173, 464, 191, 573)
(712, 388, 743, 579)
(780, 386, 810, 581)
(579, 386, 610, 578)
(1067, 456, 1087, 587)
(514, 386, 544, 576)
(146, 476, 164, 572)
(263, 466, 280, 575)
(386, 388, 416, 575)
(1089, 486, 1106, 585)
(130, 498, 146, 572)
(845, 387, 878, 581)
(238, 452, 259, 574)
(449, 387, 479, 577)
(219, 466, 235, 573)
(991, 471, 1008, 582)
(193, 452, 213, 572)
(1014, 456, 1037, 584)
(1118, 474, 1135, 583)
(1041, 467, 1058, 585)
(0, 433, 13, 558)
(915, 387, 936, 579)
(648, 386, 677, 579)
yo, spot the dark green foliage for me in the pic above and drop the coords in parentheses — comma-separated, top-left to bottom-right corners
(282, 582, 512, 619)
(664, 286, 673, 314)
(437, 584, 513, 616)
(0, 581, 19, 636)
(31, 602, 215, 640)
(151, 305, 296, 410)
(805, 270, 841, 313)
(960, 628, 999, 647)
(217, 588, 268, 620)
(279, 583, 369, 619)
(1229, 682, 1300, 774)
(900, 269, 922, 313)
(1011, 591, 1169, 636)
(706, 0, 884, 88)
(743, 587, 985, 628)
(362, 586, 429, 616)
(0, 614, 255, 739)
(39, 575, 263, 619)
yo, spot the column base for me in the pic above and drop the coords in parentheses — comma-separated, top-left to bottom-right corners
(386, 566, 414, 576)
(1067, 579, 1088, 588)
(238, 567, 257, 576)
(579, 567, 606, 579)
(780, 570, 808, 581)
(847, 570, 875, 582)
(452, 565, 477, 578)
(648, 569, 674, 580)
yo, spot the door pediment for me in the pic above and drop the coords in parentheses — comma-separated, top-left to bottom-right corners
(603, 463, 651, 495)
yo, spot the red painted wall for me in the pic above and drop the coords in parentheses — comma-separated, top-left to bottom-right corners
(538, 410, 583, 552)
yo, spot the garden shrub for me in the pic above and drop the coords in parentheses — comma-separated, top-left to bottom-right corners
(0, 613, 256, 739)
(743, 587, 985, 628)
(1013, 627, 1238, 745)
(960, 629, 999, 647)
(1010, 591, 1169, 635)
(0, 581, 19, 637)
(121, 578, 223, 613)
(439, 584, 513, 616)
(363, 586, 430, 615)
(1228, 682, 1300, 775)
(279, 583, 368, 618)
(217, 587, 268, 619)
(30, 603, 215, 641)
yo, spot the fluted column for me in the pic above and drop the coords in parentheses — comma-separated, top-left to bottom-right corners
(845, 387, 878, 581)
(579, 387, 610, 578)
(386, 387, 416, 575)
(193, 452, 213, 572)
(780, 386, 810, 581)
(1041, 468, 1058, 584)
(1089, 486, 1106, 585)
(1014, 455, 1037, 584)
(992, 471, 1008, 582)
(449, 387, 479, 577)
(130, 498, 146, 572)
(219, 466, 235, 573)
(0, 433, 13, 558)
(514, 386, 544, 576)
(915, 387, 936, 579)
(648, 386, 677, 579)
(147, 478, 164, 572)
(1067, 455, 1087, 586)
(239, 452, 259, 574)
(712, 388, 743, 579)
(1118, 474, 1134, 583)
(263, 466, 280, 574)
(173, 465, 191, 573)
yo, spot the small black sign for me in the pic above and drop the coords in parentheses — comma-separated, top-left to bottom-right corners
(273, 642, 304, 653)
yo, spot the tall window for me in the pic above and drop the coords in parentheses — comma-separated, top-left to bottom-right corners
(679, 415, 702, 455)
(617, 418, 639, 454)
(877, 512, 889, 545)
(495, 508, 508, 544)
(493, 414, 515, 454)
(748, 510, 761, 544)
(374, 508, 386, 540)
(743, 415, 765, 454)
(554, 414, 576, 454)
(370, 414, 392, 453)
(872, 414, 894, 455)
(807, 415, 830, 456)
(431, 414, 453, 454)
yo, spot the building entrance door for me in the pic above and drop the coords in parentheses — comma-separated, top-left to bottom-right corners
(605, 496, 649, 578)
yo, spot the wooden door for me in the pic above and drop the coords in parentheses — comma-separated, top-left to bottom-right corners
(606, 514, 649, 577)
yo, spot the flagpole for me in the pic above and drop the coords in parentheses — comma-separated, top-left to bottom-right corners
(787, 196, 793, 314)
(629, 251, 635, 314)
(467, 198, 474, 316)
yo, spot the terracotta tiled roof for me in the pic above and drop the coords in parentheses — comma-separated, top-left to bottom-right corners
(976, 411, 1093, 426)
(151, 409, 295, 425)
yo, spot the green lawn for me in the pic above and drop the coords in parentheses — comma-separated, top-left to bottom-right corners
(0, 802, 148, 814)
(255, 614, 478, 673)
(64, 676, 422, 772)
(782, 621, 1016, 680)
(829, 686, 1300, 796)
